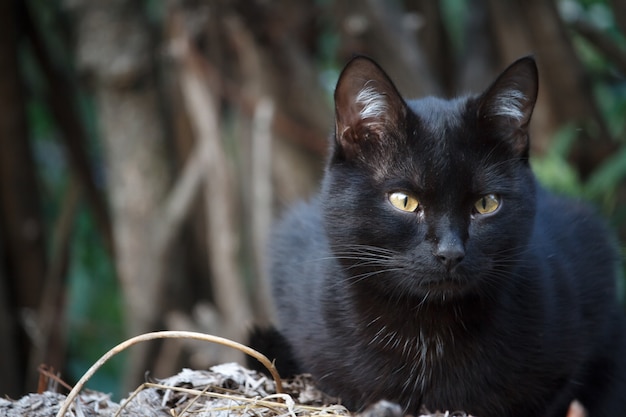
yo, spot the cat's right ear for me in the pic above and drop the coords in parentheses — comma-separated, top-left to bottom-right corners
(334, 56, 407, 159)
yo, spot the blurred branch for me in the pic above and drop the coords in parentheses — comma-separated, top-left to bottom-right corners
(457, 0, 498, 92)
(610, 0, 626, 39)
(250, 98, 275, 324)
(485, 0, 560, 154)
(22, 2, 114, 256)
(405, 0, 455, 94)
(220, 72, 327, 156)
(517, 0, 617, 177)
(154, 135, 205, 253)
(218, 4, 324, 207)
(171, 14, 251, 348)
(569, 18, 626, 76)
(0, 230, 19, 395)
(0, 0, 47, 396)
(27, 178, 80, 389)
(214, 14, 328, 157)
(334, 0, 439, 97)
(69, 0, 173, 389)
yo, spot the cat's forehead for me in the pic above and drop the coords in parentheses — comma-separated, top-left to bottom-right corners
(404, 96, 474, 166)
(406, 96, 467, 134)
(399, 96, 480, 193)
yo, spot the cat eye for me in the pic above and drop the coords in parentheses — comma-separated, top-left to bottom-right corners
(474, 194, 500, 215)
(388, 191, 420, 213)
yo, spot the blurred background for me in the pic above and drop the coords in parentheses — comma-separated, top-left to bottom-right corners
(1, 0, 625, 400)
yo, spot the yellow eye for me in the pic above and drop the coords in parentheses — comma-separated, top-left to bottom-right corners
(389, 191, 420, 212)
(474, 194, 500, 214)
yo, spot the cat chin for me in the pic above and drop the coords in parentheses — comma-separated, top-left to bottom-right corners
(376, 271, 481, 301)
(407, 282, 478, 302)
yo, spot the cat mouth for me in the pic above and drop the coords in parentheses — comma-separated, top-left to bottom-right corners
(421, 278, 468, 292)
(408, 271, 474, 295)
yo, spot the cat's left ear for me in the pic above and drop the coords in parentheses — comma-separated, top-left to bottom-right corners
(477, 56, 538, 157)
(334, 56, 407, 159)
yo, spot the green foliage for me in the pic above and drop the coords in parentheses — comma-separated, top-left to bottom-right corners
(531, 125, 584, 197)
(585, 148, 626, 201)
(533, 124, 626, 301)
(440, 0, 469, 53)
(532, 124, 626, 222)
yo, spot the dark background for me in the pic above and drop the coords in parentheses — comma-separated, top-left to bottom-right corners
(1, 0, 625, 400)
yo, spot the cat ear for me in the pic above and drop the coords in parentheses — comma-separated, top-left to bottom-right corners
(477, 56, 538, 156)
(334, 56, 407, 158)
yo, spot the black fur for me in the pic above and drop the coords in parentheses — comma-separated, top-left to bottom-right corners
(247, 325, 302, 377)
(263, 56, 626, 416)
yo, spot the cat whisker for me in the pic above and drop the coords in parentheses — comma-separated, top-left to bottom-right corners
(345, 268, 407, 284)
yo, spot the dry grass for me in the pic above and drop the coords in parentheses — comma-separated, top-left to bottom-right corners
(0, 331, 469, 417)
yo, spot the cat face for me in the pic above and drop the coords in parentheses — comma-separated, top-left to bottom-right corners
(323, 57, 539, 300)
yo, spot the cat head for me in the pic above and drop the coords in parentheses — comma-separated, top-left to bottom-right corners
(323, 56, 539, 300)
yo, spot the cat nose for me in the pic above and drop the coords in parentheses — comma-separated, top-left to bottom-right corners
(434, 240, 465, 270)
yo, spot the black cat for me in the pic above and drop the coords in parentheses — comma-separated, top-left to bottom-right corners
(254, 56, 626, 416)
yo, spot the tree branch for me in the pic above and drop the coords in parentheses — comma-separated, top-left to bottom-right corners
(153, 137, 206, 254)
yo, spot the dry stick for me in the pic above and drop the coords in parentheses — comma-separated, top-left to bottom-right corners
(251, 98, 275, 324)
(55, 331, 284, 417)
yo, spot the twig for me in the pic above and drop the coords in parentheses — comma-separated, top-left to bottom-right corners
(55, 331, 284, 417)
(37, 365, 73, 393)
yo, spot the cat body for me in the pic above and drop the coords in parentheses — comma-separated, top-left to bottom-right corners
(266, 57, 626, 416)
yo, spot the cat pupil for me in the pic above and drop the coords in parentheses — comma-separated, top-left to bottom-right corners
(389, 191, 419, 212)
(475, 194, 499, 214)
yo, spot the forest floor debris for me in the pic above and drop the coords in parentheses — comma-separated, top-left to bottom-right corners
(1, 363, 467, 417)
(1, 331, 469, 417)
